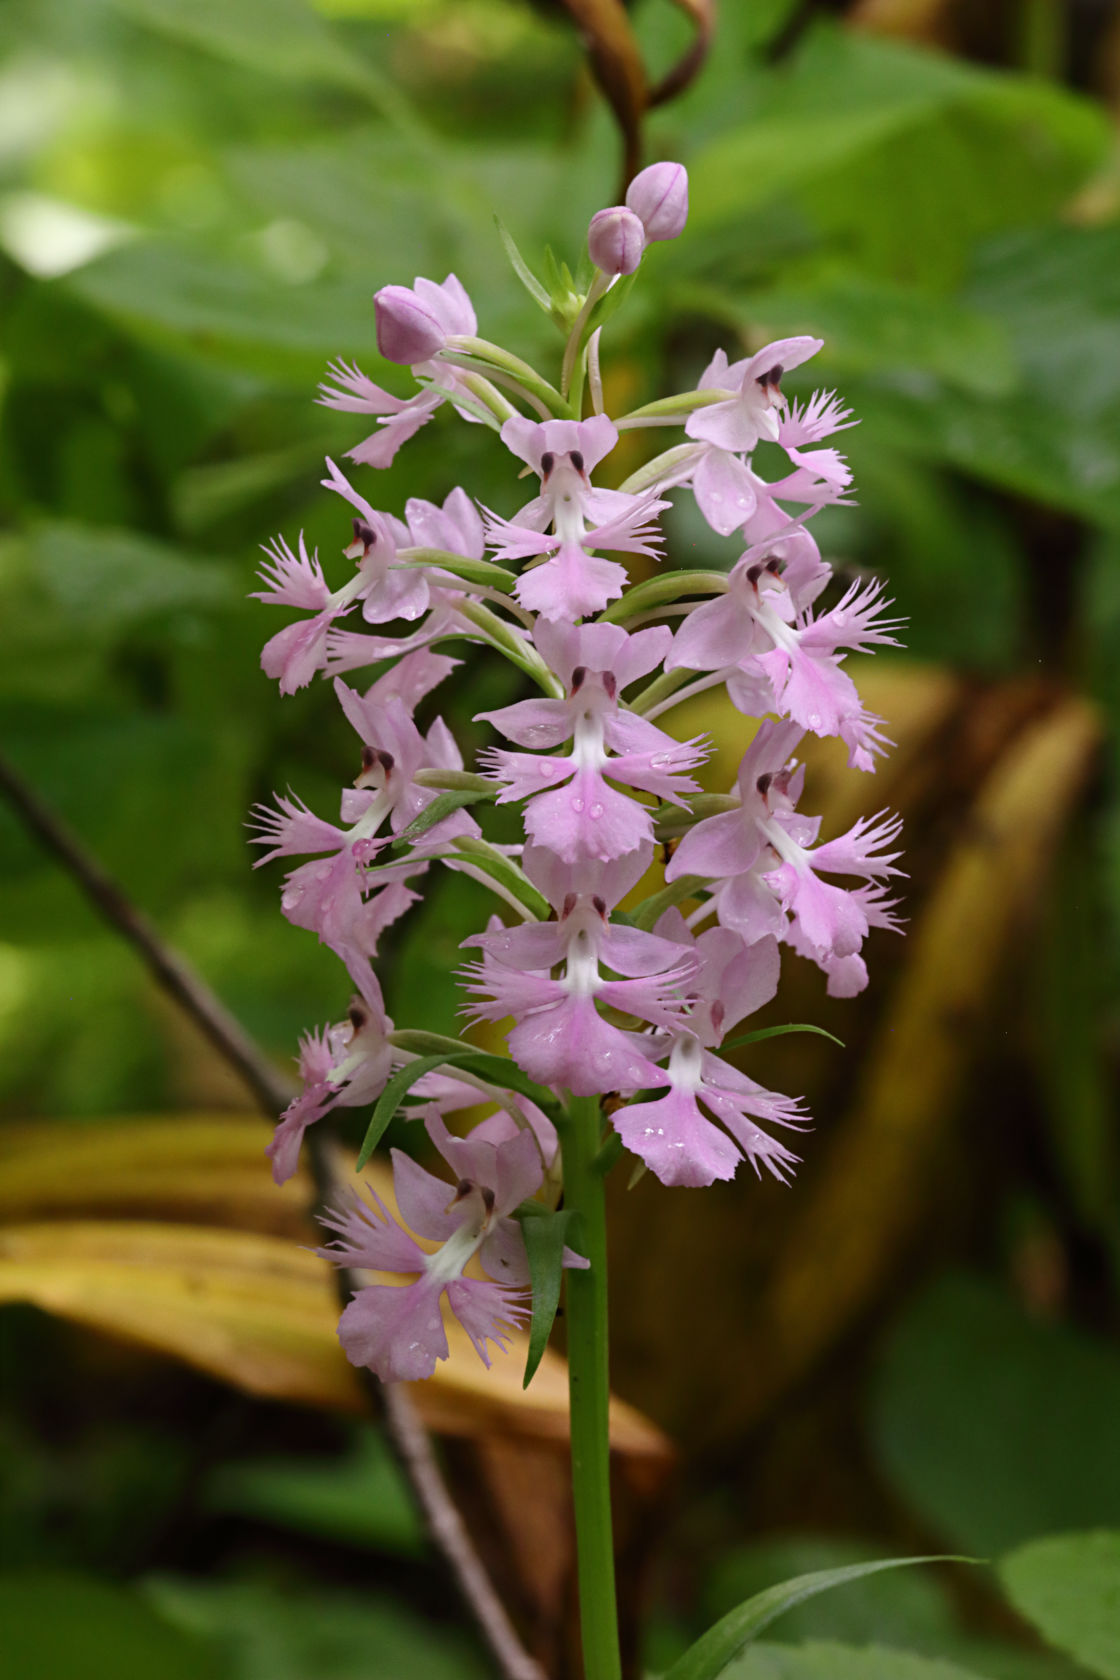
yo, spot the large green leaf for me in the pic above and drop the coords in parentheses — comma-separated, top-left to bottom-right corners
(721, 1643, 986, 1680)
(66, 243, 378, 367)
(663, 1560, 951, 1680)
(999, 1532, 1120, 1680)
(873, 1274, 1120, 1555)
(146, 1573, 489, 1680)
(109, 0, 365, 92)
(854, 225, 1120, 528)
(205, 1429, 423, 1557)
(0, 1572, 219, 1680)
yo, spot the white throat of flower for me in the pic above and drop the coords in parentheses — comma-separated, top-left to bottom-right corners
(424, 1184, 493, 1287)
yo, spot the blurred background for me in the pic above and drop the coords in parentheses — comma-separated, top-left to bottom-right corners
(1, 0, 1119, 1676)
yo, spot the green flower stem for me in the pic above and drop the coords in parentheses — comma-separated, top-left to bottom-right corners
(563, 1093, 622, 1680)
(562, 272, 611, 406)
(443, 337, 572, 417)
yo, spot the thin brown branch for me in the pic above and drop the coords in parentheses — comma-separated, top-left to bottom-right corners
(0, 746, 545, 1680)
(0, 748, 293, 1115)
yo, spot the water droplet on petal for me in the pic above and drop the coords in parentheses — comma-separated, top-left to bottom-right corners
(537, 760, 554, 777)
(572, 797, 585, 814)
(806, 712, 822, 729)
(589, 803, 604, 820)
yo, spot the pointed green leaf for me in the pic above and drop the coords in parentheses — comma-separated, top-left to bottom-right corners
(356, 1056, 469, 1169)
(494, 217, 551, 313)
(517, 1208, 582, 1388)
(391, 789, 495, 849)
(597, 569, 728, 625)
(721, 1023, 845, 1053)
(446, 839, 551, 920)
(663, 1558, 962, 1680)
(399, 548, 518, 591)
(629, 876, 708, 931)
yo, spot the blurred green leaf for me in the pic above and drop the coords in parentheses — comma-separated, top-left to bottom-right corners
(65, 243, 378, 370)
(145, 1574, 489, 1680)
(30, 521, 233, 632)
(703, 1539, 957, 1649)
(0, 1571, 221, 1680)
(109, 0, 366, 93)
(665, 1560, 951, 1680)
(722, 1644, 986, 1680)
(518, 1206, 580, 1388)
(873, 1274, 1120, 1555)
(205, 1429, 423, 1556)
(999, 1532, 1120, 1680)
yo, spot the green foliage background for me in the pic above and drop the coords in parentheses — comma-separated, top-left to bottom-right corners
(2, 1, 1120, 1676)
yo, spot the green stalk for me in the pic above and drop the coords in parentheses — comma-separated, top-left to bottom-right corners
(563, 1093, 622, 1680)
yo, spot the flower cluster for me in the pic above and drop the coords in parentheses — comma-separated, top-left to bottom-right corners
(253, 161, 904, 1383)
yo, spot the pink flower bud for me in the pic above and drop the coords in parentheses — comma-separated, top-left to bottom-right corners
(374, 285, 448, 365)
(625, 161, 688, 242)
(587, 206, 646, 277)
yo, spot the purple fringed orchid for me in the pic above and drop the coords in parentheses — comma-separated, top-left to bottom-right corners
(318, 1113, 585, 1382)
(317, 274, 479, 469)
(480, 621, 706, 861)
(252, 160, 906, 1393)
(485, 417, 667, 618)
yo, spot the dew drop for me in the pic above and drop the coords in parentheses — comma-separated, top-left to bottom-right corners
(589, 803, 604, 821)
(537, 760, 554, 777)
(572, 797, 585, 813)
(806, 712, 822, 729)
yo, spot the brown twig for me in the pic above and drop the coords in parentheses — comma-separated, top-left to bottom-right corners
(0, 745, 545, 1680)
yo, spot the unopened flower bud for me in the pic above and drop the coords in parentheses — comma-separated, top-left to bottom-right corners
(625, 161, 688, 242)
(374, 285, 448, 365)
(587, 206, 646, 277)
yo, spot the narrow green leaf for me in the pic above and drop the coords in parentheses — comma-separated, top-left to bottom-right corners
(388, 1029, 476, 1058)
(446, 839, 551, 919)
(663, 1559, 962, 1680)
(412, 770, 495, 794)
(391, 789, 494, 849)
(518, 1208, 581, 1388)
(451, 1052, 565, 1122)
(398, 548, 518, 590)
(494, 217, 551, 313)
(356, 1056, 469, 1169)
(629, 876, 708, 930)
(592, 1132, 625, 1176)
(383, 1034, 564, 1122)
(598, 569, 728, 625)
(721, 1023, 846, 1053)
(617, 389, 727, 423)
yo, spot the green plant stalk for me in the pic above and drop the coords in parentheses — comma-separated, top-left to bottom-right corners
(563, 1093, 622, 1680)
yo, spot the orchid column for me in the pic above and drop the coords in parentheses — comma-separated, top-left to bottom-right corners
(252, 159, 903, 1679)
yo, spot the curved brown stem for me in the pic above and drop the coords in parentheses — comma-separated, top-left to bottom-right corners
(649, 0, 715, 108)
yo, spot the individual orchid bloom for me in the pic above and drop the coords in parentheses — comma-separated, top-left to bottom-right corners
(668, 543, 900, 767)
(485, 415, 667, 619)
(684, 337, 824, 455)
(316, 275, 480, 469)
(666, 720, 903, 985)
(317, 1114, 584, 1383)
(320, 459, 433, 625)
(253, 651, 476, 978)
(254, 467, 463, 694)
(267, 977, 395, 1185)
(479, 620, 705, 862)
(609, 916, 806, 1188)
(462, 845, 697, 1096)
